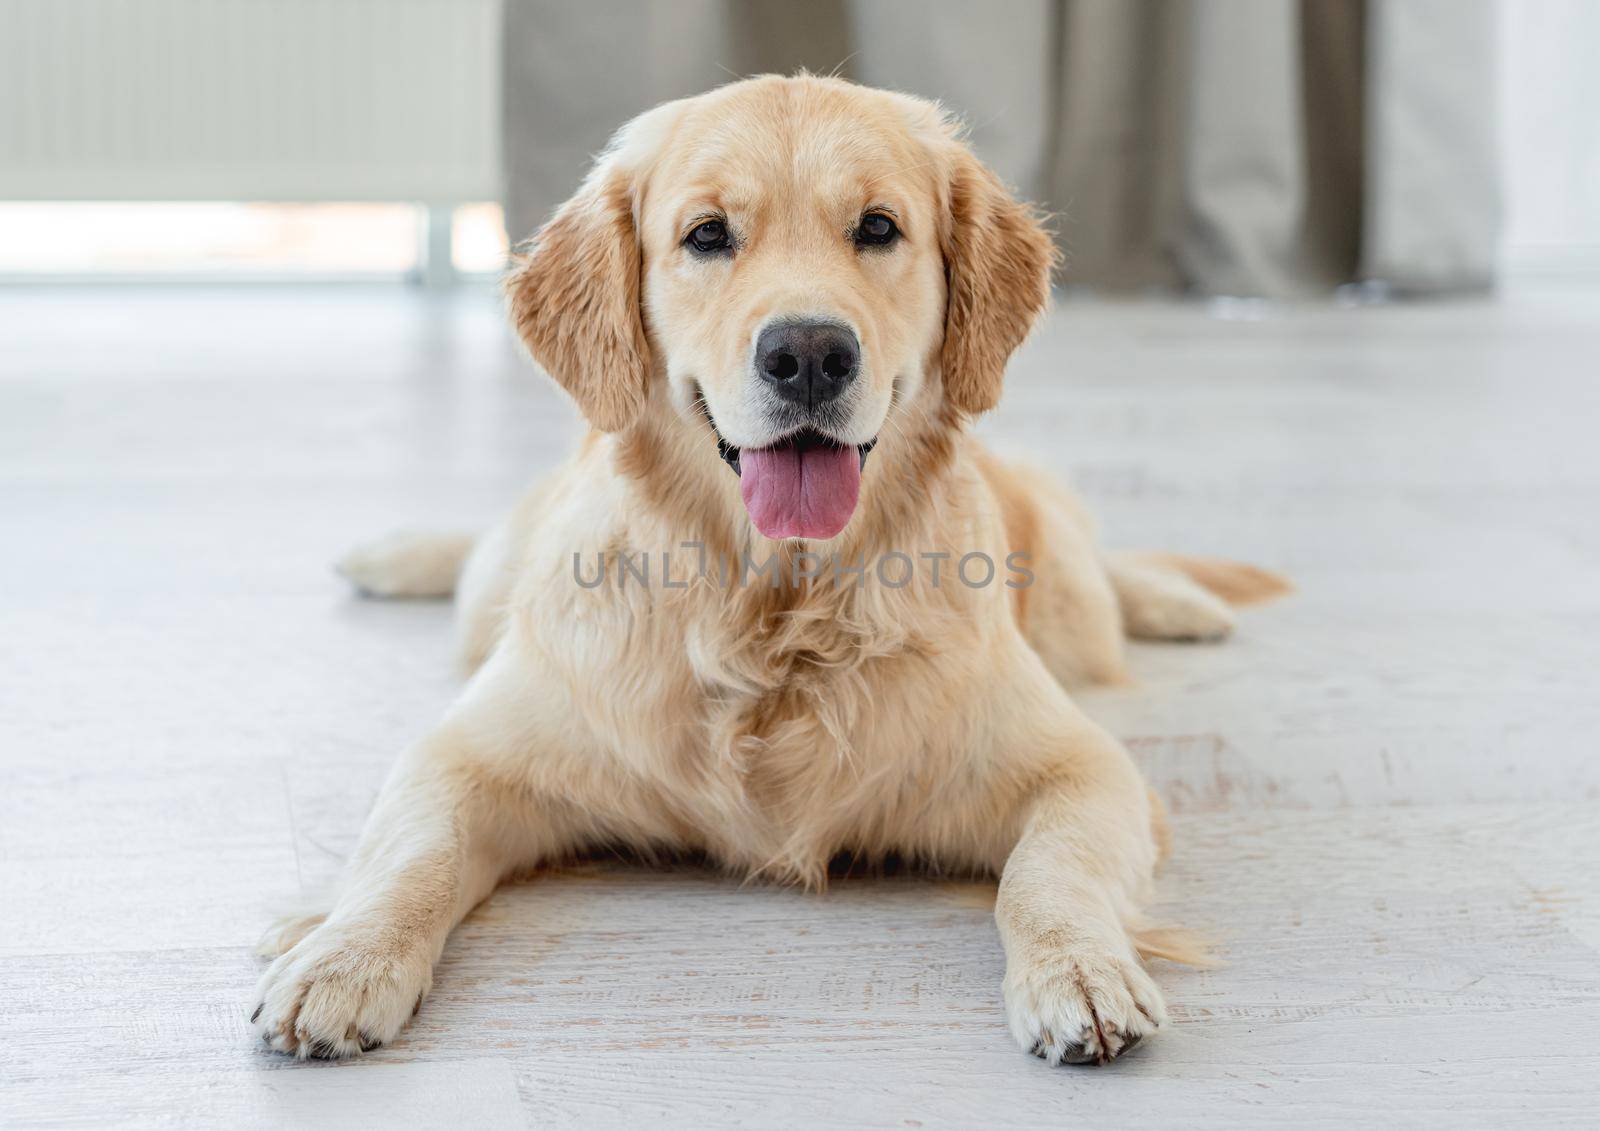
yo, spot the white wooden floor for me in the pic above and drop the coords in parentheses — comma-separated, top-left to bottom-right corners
(3, 283, 1598, 1128)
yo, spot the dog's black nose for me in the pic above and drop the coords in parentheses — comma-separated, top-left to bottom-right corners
(756, 321, 859, 408)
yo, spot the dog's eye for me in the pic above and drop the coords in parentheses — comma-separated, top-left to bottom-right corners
(686, 219, 731, 254)
(855, 213, 899, 248)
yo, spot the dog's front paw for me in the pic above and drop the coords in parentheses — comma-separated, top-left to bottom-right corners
(1003, 944, 1167, 1066)
(250, 921, 432, 1059)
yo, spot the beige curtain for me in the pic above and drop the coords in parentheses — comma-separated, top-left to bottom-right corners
(503, 0, 1500, 296)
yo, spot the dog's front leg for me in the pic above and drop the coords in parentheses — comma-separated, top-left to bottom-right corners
(994, 727, 1169, 1066)
(251, 656, 571, 1058)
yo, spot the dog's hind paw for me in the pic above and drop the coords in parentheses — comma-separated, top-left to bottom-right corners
(336, 530, 473, 599)
(1110, 559, 1237, 643)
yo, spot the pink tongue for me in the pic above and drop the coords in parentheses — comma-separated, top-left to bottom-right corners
(739, 442, 861, 540)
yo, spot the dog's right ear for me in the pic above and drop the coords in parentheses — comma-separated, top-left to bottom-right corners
(505, 112, 671, 433)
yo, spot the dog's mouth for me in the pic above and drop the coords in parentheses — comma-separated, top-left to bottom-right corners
(711, 420, 877, 541)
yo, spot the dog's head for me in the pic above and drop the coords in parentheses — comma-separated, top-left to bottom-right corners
(507, 75, 1055, 541)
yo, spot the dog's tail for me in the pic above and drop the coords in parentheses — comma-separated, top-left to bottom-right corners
(1132, 923, 1218, 968)
(1130, 552, 1293, 607)
(336, 530, 476, 599)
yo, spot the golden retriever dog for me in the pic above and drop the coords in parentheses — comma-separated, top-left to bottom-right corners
(252, 74, 1287, 1066)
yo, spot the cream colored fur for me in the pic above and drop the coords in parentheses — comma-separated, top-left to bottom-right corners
(252, 75, 1286, 1067)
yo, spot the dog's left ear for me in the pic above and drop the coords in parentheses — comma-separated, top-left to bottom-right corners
(504, 122, 660, 433)
(939, 149, 1058, 416)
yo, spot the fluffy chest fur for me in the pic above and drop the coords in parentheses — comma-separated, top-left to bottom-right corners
(508, 468, 1023, 883)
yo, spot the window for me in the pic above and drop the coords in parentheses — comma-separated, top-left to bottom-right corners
(0, 202, 509, 279)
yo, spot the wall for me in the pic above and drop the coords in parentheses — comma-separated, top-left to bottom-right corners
(0, 0, 501, 203)
(1500, 0, 1600, 274)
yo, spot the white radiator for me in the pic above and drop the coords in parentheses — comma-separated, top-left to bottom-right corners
(0, 0, 502, 202)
